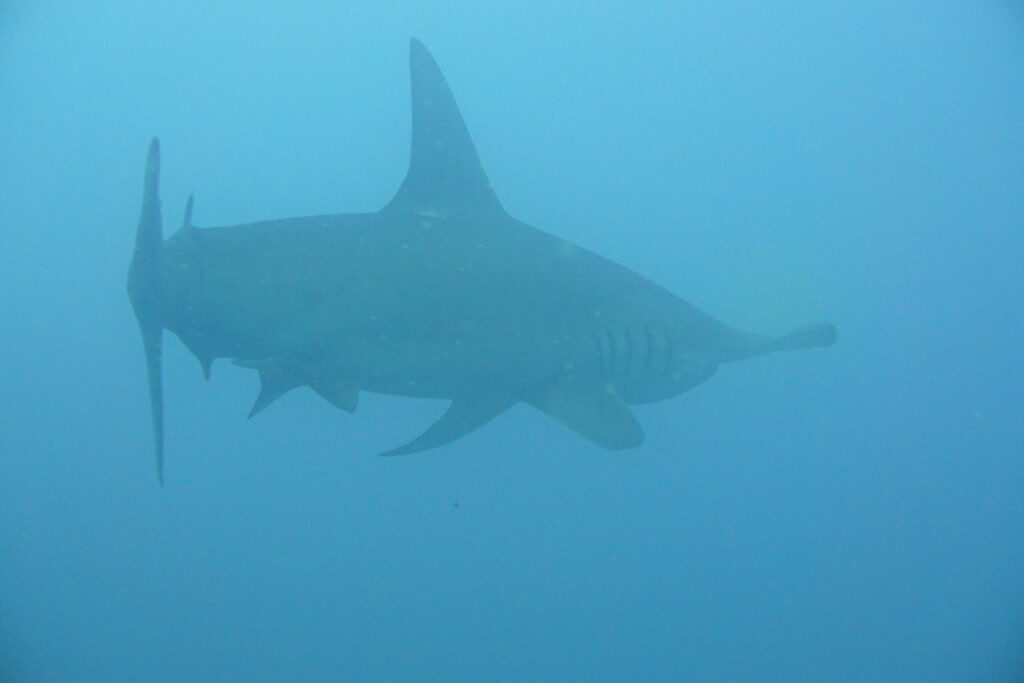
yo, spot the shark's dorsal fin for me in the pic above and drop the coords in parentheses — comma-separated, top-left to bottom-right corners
(182, 194, 195, 232)
(384, 39, 503, 218)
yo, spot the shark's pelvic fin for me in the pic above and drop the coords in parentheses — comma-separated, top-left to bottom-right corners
(233, 359, 300, 417)
(526, 374, 645, 450)
(182, 339, 214, 380)
(250, 372, 300, 418)
(127, 137, 166, 486)
(384, 38, 503, 218)
(380, 394, 516, 456)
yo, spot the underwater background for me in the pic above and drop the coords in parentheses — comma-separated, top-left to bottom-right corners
(2, 2, 1022, 680)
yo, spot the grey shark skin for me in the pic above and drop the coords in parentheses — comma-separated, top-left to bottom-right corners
(129, 39, 836, 484)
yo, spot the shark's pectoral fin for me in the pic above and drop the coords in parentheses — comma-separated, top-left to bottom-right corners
(380, 395, 516, 457)
(310, 380, 359, 414)
(525, 375, 644, 450)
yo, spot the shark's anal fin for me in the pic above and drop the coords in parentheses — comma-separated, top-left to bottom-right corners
(127, 137, 166, 486)
(310, 381, 359, 414)
(525, 374, 644, 450)
(380, 395, 516, 457)
(384, 39, 503, 217)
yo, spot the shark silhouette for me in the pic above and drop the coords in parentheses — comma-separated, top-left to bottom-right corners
(128, 39, 836, 484)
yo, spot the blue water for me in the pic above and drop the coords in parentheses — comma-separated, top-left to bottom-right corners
(2, 2, 1022, 680)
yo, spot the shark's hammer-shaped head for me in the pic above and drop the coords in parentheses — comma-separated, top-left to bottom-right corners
(127, 138, 166, 485)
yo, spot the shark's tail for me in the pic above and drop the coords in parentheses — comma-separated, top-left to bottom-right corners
(127, 138, 165, 485)
(725, 321, 837, 362)
(767, 322, 837, 353)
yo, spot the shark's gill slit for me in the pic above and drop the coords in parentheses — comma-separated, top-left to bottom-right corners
(642, 323, 654, 373)
(593, 333, 608, 379)
(605, 329, 617, 379)
(662, 326, 674, 378)
(622, 327, 633, 377)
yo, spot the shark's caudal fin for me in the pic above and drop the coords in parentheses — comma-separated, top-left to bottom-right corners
(723, 321, 836, 363)
(768, 322, 837, 352)
(127, 138, 165, 485)
(384, 39, 503, 218)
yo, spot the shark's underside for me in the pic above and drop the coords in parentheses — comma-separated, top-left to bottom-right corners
(128, 39, 836, 484)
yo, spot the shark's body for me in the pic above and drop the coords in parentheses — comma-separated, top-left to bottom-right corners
(129, 40, 835, 483)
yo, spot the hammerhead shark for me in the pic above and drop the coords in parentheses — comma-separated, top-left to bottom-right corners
(128, 39, 835, 484)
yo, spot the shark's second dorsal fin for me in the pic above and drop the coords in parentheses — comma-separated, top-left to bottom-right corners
(384, 39, 503, 218)
(182, 194, 195, 232)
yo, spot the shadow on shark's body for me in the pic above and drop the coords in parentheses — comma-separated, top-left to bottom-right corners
(128, 39, 836, 484)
